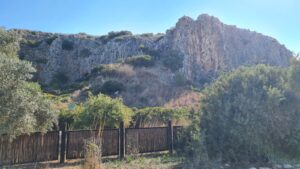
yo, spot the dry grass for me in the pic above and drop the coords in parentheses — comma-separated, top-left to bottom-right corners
(6, 154, 183, 169)
(81, 139, 102, 169)
(164, 91, 202, 110)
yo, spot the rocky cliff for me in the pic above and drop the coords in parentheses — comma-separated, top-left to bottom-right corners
(161, 14, 292, 82)
(14, 14, 292, 85)
(10, 14, 293, 107)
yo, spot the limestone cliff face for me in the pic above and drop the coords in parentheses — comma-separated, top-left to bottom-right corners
(17, 30, 160, 83)
(161, 14, 292, 82)
(15, 14, 292, 85)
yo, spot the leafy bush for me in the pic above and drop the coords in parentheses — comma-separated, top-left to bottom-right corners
(125, 55, 155, 67)
(98, 31, 133, 43)
(199, 64, 300, 162)
(100, 80, 125, 95)
(61, 40, 74, 50)
(91, 64, 135, 77)
(26, 40, 42, 48)
(45, 36, 57, 45)
(161, 50, 183, 71)
(91, 64, 118, 76)
(107, 31, 132, 39)
(76, 94, 133, 128)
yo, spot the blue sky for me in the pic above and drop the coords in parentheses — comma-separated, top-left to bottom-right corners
(0, 0, 299, 53)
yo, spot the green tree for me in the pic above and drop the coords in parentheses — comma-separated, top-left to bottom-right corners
(0, 28, 56, 138)
(200, 64, 300, 162)
(75, 94, 133, 129)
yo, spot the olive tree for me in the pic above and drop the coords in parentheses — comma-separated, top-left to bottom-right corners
(0, 28, 56, 139)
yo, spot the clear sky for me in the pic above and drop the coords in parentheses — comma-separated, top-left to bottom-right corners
(0, 0, 299, 53)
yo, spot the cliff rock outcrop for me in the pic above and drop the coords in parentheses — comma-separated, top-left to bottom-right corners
(14, 14, 292, 85)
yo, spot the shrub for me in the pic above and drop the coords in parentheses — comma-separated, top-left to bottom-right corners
(76, 94, 133, 128)
(98, 31, 132, 44)
(199, 64, 300, 162)
(82, 139, 102, 169)
(107, 31, 132, 39)
(26, 40, 42, 48)
(133, 107, 188, 128)
(61, 40, 74, 50)
(91, 64, 135, 77)
(161, 50, 183, 71)
(45, 36, 57, 45)
(125, 55, 155, 67)
(91, 65, 117, 76)
(100, 80, 125, 95)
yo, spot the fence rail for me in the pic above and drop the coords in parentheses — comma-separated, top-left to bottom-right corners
(0, 122, 183, 166)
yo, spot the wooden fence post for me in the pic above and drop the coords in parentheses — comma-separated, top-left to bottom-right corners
(119, 121, 126, 159)
(59, 122, 67, 163)
(168, 120, 174, 154)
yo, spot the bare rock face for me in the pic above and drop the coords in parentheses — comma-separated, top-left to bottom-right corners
(16, 30, 160, 83)
(161, 14, 292, 82)
(15, 14, 292, 85)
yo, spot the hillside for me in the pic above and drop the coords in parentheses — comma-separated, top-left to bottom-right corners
(12, 14, 293, 107)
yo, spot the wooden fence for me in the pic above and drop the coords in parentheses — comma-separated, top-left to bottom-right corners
(66, 129, 119, 159)
(125, 127, 169, 154)
(0, 131, 59, 166)
(0, 122, 183, 166)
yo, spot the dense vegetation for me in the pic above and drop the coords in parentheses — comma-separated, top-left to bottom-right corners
(76, 94, 133, 129)
(1, 27, 300, 167)
(181, 61, 300, 166)
(0, 28, 56, 139)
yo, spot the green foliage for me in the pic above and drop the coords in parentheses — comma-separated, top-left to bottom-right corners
(0, 29, 56, 138)
(0, 28, 19, 57)
(133, 107, 188, 127)
(161, 50, 183, 71)
(91, 64, 135, 78)
(199, 64, 300, 162)
(58, 104, 84, 129)
(100, 80, 125, 95)
(26, 39, 42, 48)
(75, 94, 133, 129)
(99, 31, 132, 43)
(45, 36, 57, 45)
(61, 39, 74, 50)
(288, 58, 300, 95)
(175, 109, 207, 165)
(107, 31, 132, 39)
(91, 64, 119, 77)
(125, 55, 155, 67)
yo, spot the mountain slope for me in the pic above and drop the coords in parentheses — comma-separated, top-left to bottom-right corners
(11, 14, 293, 107)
